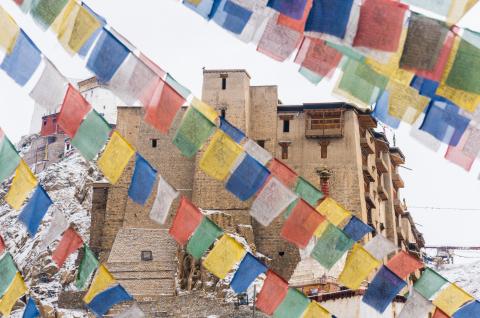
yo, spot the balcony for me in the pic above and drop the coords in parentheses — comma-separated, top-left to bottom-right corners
(378, 176, 388, 201)
(360, 130, 375, 155)
(394, 198, 405, 214)
(392, 172, 404, 189)
(376, 155, 388, 174)
(305, 109, 344, 138)
(363, 164, 375, 182)
(365, 186, 376, 209)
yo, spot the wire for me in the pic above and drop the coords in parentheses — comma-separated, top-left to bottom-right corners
(409, 206, 480, 211)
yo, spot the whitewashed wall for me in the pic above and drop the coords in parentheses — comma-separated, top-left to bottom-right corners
(321, 295, 403, 318)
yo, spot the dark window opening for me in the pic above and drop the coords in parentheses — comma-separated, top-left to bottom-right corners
(283, 120, 290, 133)
(319, 140, 330, 159)
(43, 120, 47, 126)
(222, 77, 227, 90)
(151, 139, 158, 148)
(47, 136, 57, 144)
(257, 140, 265, 148)
(279, 142, 290, 160)
(221, 109, 226, 118)
(278, 251, 285, 256)
(141, 250, 153, 261)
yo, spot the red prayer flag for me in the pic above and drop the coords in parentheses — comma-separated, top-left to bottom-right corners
(169, 196, 204, 246)
(281, 199, 325, 248)
(295, 37, 343, 77)
(353, 0, 408, 52)
(255, 270, 288, 315)
(139, 53, 166, 78)
(277, 0, 313, 33)
(141, 78, 185, 134)
(386, 250, 423, 280)
(52, 227, 83, 268)
(433, 308, 449, 318)
(0, 234, 5, 254)
(268, 159, 298, 188)
(58, 85, 93, 138)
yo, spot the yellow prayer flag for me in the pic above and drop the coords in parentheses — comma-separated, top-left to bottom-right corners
(0, 272, 27, 316)
(315, 198, 351, 226)
(0, 7, 19, 54)
(59, 4, 100, 54)
(191, 97, 218, 123)
(203, 234, 246, 279)
(338, 244, 381, 290)
(97, 131, 135, 184)
(83, 264, 116, 304)
(386, 80, 430, 124)
(5, 160, 37, 210)
(302, 301, 331, 318)
(446, 0, 478, 25)
(314, 220, 330, 238)
(199, 130, 243, 181)
(432, 283, 474, 316)
(186, 0, 203, 5)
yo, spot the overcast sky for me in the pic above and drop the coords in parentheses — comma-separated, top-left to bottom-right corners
(1, 0, 480, 251)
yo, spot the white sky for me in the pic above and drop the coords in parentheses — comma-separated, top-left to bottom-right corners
(1, 0, 480, 248)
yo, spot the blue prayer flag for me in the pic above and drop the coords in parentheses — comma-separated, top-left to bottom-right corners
(1, 30, 41, 86)
(183, 0, 218, 20)
(78, 3, 107, 57)
(363, 266, 407, 313)
(23, 298, 40, 318)
(267, 0, 308, 20)
(230, 253, 267, 293)
(343, 216, 373, 241)
(86, 284, 133, 317)
(305, 0, 354, 39)
(372, 91, 400, 129)
(453, 301, 480, 318)
(220, 117, 245, 143)
(410, 76, 439, 98)
(18, 186, 52, 237)
(222, 1, 253, 35)
(86, 28, 130, 83)
(226, 154, 270, 201)
(128, 154, 157, 205)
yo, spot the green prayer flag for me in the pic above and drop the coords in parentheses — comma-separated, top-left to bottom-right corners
(413, 268, 448, 300)
(273, 288, 310, 318)
(71, 110, 111, 161)
(186, 217, 223, 260)
(75, 245, 99, 290)
(446, 39, 480, 94)
(173, 107, 216, 158)
(0, 137, 20, 183)
(295, 177, 324, 206)
(311, 223, 354, 270)
(354, 62, 389, 90)
(0, 253, 18, 298)
(166, 73, 191, 100)
(326, 42, 365, 62)
(31, 0, 69, 30)
(298, 67, 323, 85)
(338, 59, 383, 105)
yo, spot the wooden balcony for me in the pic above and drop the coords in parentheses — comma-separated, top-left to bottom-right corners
(365, 186, 376, 209)
(360, 130, 375, 155)
(305, 109, 344, 138)
(376, 155, 388, 174)
(394, 198, 405, 214)
(363, 164, 375, 182)
(378, 176, 388, 201)
(392, 172, 404, 189)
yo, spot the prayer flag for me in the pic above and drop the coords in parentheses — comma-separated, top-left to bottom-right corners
(298, 67, 323, 85)
(414, 268, 449, 300)
(115, 303, 145, 318)
(165, 73, 192, 100)
(446, 0, 479, 25)
(0, 7, 19, 54)
(83, 264, 116, 304)
(86, 29, 130, 83)
(364, 234, 398, 260)
(386, 250, 423, 279)
(338, 244, 380, 290)
(0, 253, 18, 298)
(305, 0, 354, 39)
(5, 160, 37, 210)
(149, 176, 179, 225)
(398, 289, 434, 318)
(77, 3, 106, 57)
(362, 266, 407, 313)
(250, 177, 298, 226)
(452, 300, 480, 318)
(169, 196, 204, 246)
(97, 131, 135, 184)
(255, 270, 288, 315)
(39, 210, 68, 250)
(52, 227, 83, 268)
(183, 0, 217, 20)
(0, 135, 21, 183)
(128, 154, 157, 205)
(386, 80, 430, 124)
(18, 185, 52, 237)
(71, 109, 111, 161)
(343, 216, 373, 241)
(0, 272, 26, 317)
(226, 154, 270, 201)
(445, 127, 478, 171)
(434, 308, 449, 318)
(186, 217, 223, 260)
(86, 284, 133, 317)
(76, 245, 99, 290)
(302, 301, 331, 318)
(23, 298, 40, 318)
(244, 139, 272, 166)
(230, 253, 267, 294)
(402, 0, 451, 17)
(0, 30, 41, 86)
(268, 158, 297, 187)
(256, 17, 303, 62)
(311, 223, 354, 269)
(373, 91, 400, 129)
(267, 0, 307, 20)
(30, 0, 69, 29)
(294, 177, 324, 206)
(273, 288, 310, 318)
(433, 284, 474, 317)
(173, 107, 216, 158)
(219, 117, 245, 143)
(277, 0, 312, 33)
(203, 234, 246, 279)
(294, 37, 342, 78)
(446, 39, 480, 95)
(315, 197, 351, 226)
(199, 130, 243, 181)
(191, 97, 218, 123)
(410, 76, 440, 98)
(29, 59, 68, 112)
(58, 84, 93, 138)
(214, 0, 253, 35)
(281, 199, 325, 248)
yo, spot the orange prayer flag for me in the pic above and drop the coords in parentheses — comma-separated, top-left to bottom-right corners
(52, 227, 83, 268)
(255, 270, 288, 315)
(268, 158, 297, 188)
(58, 84, 92, 137)
(169, 196, 204, 246)
(386, 250, 423, 279)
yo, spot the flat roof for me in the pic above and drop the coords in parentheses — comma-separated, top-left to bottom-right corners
(277, 102, 373, 114)
(203, 69, 251, 79)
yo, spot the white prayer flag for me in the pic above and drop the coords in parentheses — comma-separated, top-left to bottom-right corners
(243, 139, 272, 165)
(115, 303, 145, 318)
(149, 176, 179, 225)
(39, 210, 69, 250)
(364, 234, 398, 260)
(29, 59, 68, 112)
(398, 288, 434, 318)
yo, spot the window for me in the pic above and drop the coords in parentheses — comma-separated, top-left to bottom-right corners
(47, 136, 57, 144)
(43, 120, 47, 126)
(151, 139, 158, 148)
(221, 109, 226, 118)
(319, 140, 330, 159)
(141, 250, 153, 261)
(279, 142, 290, 160)
(222, 77, 227, 90)
(283, 120, 290, 133)
(278, 251, 285, 256)
(256, 140, 265, 148)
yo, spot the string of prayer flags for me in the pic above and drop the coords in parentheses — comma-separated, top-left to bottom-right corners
(244, 139, 272, 166)
(342, 216, 373, 241)
(0, 6, 19, 54)
(0, 272, 26, 316)
(203, 234, 246, 279)
(169, 196, 204, 246)
(452, 300, 480, 318)
(5, 160, 37, 210)
(83, 264, 116, 303)
(52, 227, 83, 268)
(267, 0, 307, 20)
(149, 176, 179, 225)
(250, 177, 298, 226)
(0, 134, 21, 183)
(315, 197, 351, 226)
(128, 154, 157, 205)
(115, 303, 146, 318)
(386, 80, 430, 124)
(18, 185, 52, 237)
(276, 0, 312, 33)
(230, 253, 267, 294)
(268, 158, 298, 187)
(186, 217, 223, 260)
(364, 234, 398, 260)
(71, 109, 112, 161)
(446, 39, 480, 95)
(414, 268, 449, 300)
(432, 283, 474, 316)
(39, 210, 69, 250)
(311, 222, 354, 269)
(29, 59, 68, 112)
(86, 284, 133, 317)
(0, 253, 19, 298)
(173, 106, 216, 158)
(226, 153, 270, 201)
(30, 0, 68, 30)
(191, 97, 217, 123)
(76, 245, 100, 290)
(302, 301, 331, 318)
(23, 298, 40, 318)
(219, 117, 245, 143)
(97, 131, 135, 185)
(445, 127, 479, 171)
(273, 288, 310, 318)
(255, 270, 288, 315)
(338, 244, 380, 290)
(362, 266, 407, 313)
(199, 130, 243, 181)
(214, 0, 253, 35)
(0, 30, 41, 86)
(398, 289, 434, 318)
(305, 0, 354, 39)
(58, 85, 93, 138)
(386, 250, 423, 280)
(86, 28, 130, 83)
(294, 37, 343, 78)
(281, 199, 325, 248)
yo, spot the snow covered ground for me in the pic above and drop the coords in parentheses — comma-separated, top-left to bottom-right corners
(437, 257, 480, 298)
